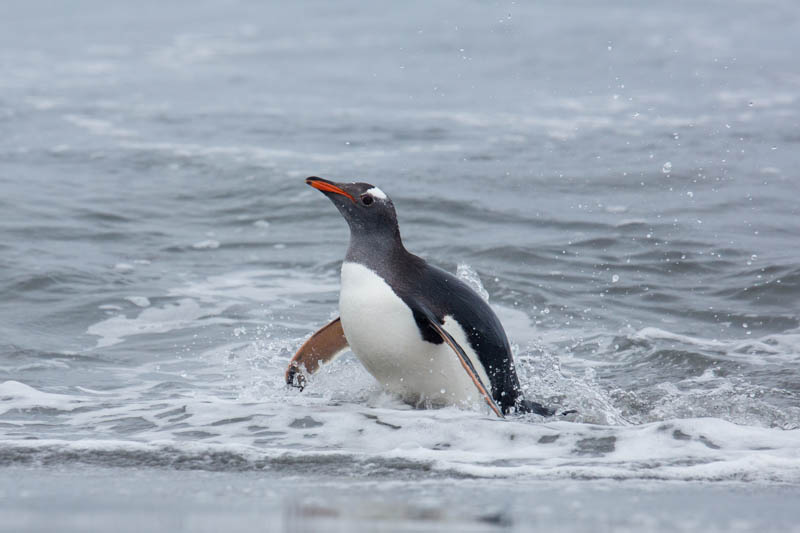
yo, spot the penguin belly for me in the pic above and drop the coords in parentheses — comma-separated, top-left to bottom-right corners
(339, 261, 492, 410)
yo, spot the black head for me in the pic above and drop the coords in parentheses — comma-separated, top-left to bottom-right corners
(306, 177, 401, 241)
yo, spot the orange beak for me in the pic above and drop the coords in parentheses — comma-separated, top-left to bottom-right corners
(306, 177, 356, 203)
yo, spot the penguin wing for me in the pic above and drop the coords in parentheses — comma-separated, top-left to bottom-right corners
(413, 305, 505, 418)
(286, 317, 348, 390)
(398, 260, 523, 413)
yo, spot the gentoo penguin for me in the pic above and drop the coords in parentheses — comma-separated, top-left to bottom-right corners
(286, 177, 556, 418)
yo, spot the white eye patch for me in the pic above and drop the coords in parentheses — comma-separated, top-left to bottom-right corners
(365, 187, 387, 200)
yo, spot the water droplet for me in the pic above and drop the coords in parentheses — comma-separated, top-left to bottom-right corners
(662, 161, 672, 174)
(687, 191, 694, 198)
(440, 388, 446, 394)
(456, 264, 489, 302)
(611, 274, 620, 283)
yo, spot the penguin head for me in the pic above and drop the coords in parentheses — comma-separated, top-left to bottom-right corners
(306, 177, 400, 237)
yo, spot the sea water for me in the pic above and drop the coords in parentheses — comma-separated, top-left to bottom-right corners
(1, 0, 799, 530)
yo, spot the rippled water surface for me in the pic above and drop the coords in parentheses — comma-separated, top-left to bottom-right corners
(2, 0, 799, 530)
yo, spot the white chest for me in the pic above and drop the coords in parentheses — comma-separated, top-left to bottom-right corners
(338, 261, 492, 410)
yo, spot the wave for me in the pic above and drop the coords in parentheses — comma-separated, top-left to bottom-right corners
(3, 368, 799, 483)
(4, 262, 799, 485)
(1, 415, 798, 482)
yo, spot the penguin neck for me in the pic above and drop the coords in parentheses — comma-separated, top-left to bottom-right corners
(344, 226, 408, 272)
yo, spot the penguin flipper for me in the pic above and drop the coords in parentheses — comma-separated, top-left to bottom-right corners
(286, 317, 348, 391)
(414, 306, 505, 419)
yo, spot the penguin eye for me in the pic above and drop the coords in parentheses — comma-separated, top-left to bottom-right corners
(361, 195, 374, 206)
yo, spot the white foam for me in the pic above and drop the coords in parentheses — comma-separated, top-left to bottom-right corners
(86, 298, 232, 347)
(62, 114, 136, 138)
(615, 218, 648, 227)
(0, 381, 86, 414)
(85, 269, 339, 348)
(3, 389, 798, 482)
(192, 239, 220, 249)
(125, 296, 151, 308)
(632, 327, 727, 348)
(170, 269, 338, 304)
(632, 327, 800, 364)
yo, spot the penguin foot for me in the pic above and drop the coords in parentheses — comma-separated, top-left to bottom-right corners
(517, 399, 557, 417)
(286, 364, 307, 392)
(517, 400, 578, 418)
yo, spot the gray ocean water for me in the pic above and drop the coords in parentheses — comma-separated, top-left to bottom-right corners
(2, 0, 800, 531)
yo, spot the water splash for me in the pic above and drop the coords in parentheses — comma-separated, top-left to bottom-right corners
(456, 263, 490, 302)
